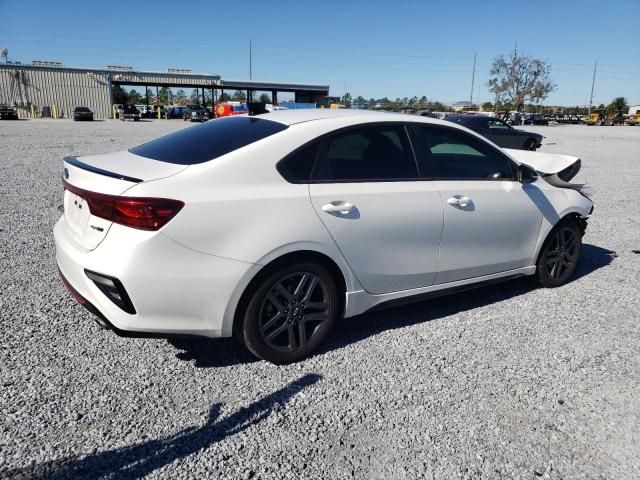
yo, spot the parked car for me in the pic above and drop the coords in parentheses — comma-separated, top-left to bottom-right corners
(183, 105, 209, 122)
(73, 106, 94, 121)
(140, 105, 165, 119)
(445, 115, 543, 150)
(524, 114, 549, 126)
(0, 104, 19, 120)
(55, 110, 592, 364)
(166, 106, 185, 119)
(119, 105, 140, 121)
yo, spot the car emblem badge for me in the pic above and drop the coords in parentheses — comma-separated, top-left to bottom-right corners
(64, 168, 69, 179)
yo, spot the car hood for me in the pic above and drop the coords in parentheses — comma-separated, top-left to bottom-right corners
(503, 149, 579, 175)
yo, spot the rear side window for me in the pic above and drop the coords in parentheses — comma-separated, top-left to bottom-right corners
(314, 125, 418, 182)
(277, 141, 320, 182)
(130, 116, 288, 164)
(411, 125, 514, 179)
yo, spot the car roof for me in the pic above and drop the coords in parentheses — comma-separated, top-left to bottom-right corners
(255, 108, 456, 128)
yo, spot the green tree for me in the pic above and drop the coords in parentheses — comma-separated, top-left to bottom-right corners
(607, 96, 628, 115)
(190, 89, 201, 105)
(418, 96, 428, 107)
(258, 93, 271, 103)
(127, 89, 142, 105)
(231, 90, 247, 102)
(341, 92, 352, 107)
(174, 89, 187, 105)
(112, 84, 127, 104)
(488, 49, 556, 112)
(354, 96, 366, 108)
(368, 98, 376, 109)
(156, 87, 171, 105)
(482, 101, 494, 111)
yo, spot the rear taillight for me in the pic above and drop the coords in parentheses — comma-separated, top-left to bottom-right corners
(63, 180, 184, 231)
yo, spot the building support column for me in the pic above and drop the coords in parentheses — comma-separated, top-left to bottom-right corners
(272, 91, 277, 106)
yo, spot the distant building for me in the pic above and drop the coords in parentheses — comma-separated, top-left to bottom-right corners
(629, 105, 640, 115)
(0, 62, 329, 119)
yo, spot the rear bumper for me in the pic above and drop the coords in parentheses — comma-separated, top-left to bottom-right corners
(54, 217, 254, 338)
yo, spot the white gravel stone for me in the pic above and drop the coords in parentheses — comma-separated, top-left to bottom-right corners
(0, 119, 639, 479)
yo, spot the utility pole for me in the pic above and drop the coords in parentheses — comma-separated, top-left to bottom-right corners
(470, 52, 476, 105)
(249, 39, 252, 80)
(588, 60, 597, 115)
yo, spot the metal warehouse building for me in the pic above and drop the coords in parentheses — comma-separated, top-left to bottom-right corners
(0, 63, 330, 119)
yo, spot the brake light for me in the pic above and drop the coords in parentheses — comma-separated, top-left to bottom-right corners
(63, 180, 184, 231)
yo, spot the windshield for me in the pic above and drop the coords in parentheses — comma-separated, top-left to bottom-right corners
(129, 116, 288, 165)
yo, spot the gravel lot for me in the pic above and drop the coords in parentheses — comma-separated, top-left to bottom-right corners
(1, 119, 639, 479)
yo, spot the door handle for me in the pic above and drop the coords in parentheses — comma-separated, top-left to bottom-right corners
(321, 201, 355, 215)
(447, 195, 471, 208)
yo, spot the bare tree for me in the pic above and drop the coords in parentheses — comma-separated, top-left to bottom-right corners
(488, 49, 555, 112)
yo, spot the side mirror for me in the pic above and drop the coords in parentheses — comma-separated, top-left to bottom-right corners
(518, 164, 538, 183)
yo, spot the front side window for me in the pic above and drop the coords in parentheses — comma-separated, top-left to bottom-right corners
(313, 125, 418, 182)
(410, 125, 514, 180)
(488, 118, 510, 130)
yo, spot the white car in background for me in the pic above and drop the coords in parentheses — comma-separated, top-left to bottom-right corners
(54, 110, 593, 363)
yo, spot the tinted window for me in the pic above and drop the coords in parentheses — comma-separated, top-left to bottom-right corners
(488, 118, 510, 130)
(277, 141, 320, 182)
(314, 125, 418, 181)
(130, 116, 288, 165)
(411, 126, 514, 179)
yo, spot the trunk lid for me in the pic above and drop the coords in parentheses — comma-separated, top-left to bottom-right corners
(62, 151, 188, 250)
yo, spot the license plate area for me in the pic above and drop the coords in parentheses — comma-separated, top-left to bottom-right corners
(64, 190, 91, 235)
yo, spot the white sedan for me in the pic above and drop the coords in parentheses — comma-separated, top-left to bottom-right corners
(54, 110, 593, 363)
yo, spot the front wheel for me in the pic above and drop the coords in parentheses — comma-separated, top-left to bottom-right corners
(242, 263, 340, 364)
(536, 220, 582, 287)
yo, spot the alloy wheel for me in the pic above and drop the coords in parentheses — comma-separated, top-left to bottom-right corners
(544, 227, 579, 280)
(258, 272, 330, 352)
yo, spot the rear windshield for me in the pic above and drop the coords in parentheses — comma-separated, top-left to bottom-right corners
(129, 116, 288, 165)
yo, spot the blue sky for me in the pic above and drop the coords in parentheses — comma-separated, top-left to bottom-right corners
(1, 0, 638, 106)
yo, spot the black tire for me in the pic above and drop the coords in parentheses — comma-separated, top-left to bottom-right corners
(536, 219, 582, 287)
(524, 138, 537, 151)
(241, 262, 340, 364)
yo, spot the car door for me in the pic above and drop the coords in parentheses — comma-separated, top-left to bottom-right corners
(486, 118, 520, 148)
(308, 124, 443, 294)
(409, 124, 543, 284)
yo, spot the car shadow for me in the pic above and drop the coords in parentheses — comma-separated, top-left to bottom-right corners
(320, 243, 615, 355)
(168, 336, 258, 367)
(1, 374, 321, 480)
(169, 244, 615, 368)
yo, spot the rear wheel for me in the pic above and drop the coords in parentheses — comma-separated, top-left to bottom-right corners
(242, 263, 340, 364)
(536, 220, 582, 287)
